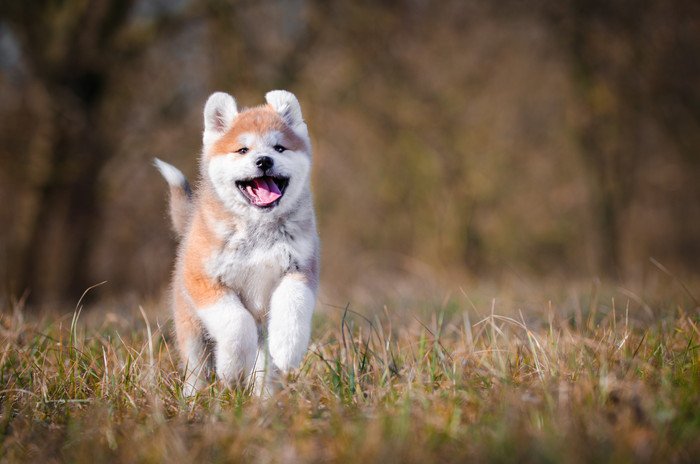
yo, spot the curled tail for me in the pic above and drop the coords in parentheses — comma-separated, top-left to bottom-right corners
(154, 158, 193, 237)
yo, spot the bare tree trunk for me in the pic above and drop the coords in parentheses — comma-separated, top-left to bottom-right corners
(2, 0, 139, 305)
(19, 82, 109, 303)
(546, 0, 650, 279)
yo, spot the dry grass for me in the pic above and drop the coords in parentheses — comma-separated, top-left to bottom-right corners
(1, 281, 699, 463)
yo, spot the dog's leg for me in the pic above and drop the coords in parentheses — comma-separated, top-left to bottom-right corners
(179, 335, 210, 397)
(251, 345, 277, 398)
(267, 273, 316, 375)
(173, 293, 210, 397)
(197, 293, 258, 387)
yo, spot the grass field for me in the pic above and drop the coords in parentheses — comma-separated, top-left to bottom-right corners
(1, 279, 699, 463)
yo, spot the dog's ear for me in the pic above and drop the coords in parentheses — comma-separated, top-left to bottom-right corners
(265, 90, 308, 137)
(203, 92, 238, 146)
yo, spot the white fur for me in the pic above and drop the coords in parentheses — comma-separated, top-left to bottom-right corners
(153, 158, 187, 187)
(197, 294, 258, 384)
(203, 92, 238, 146)
(265, 90, 309, 138)
(268, 277, 316, 372)
(203, 210, 317, 317)
(206, 131, 312, 218)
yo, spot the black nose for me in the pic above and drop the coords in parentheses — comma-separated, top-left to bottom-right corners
(256, 156, 274, 171)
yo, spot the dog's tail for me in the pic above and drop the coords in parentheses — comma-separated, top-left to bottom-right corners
(153, 158, 193, 238)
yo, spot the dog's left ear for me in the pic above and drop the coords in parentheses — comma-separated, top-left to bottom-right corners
(266, 90, 308, 137)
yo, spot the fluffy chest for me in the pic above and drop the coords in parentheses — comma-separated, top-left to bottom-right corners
(205, 221, 313, 315)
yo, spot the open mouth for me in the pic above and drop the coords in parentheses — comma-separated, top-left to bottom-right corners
(236, 176, 289, 208)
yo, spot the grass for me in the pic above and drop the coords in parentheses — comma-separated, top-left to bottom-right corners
(0, 280, 699, 463)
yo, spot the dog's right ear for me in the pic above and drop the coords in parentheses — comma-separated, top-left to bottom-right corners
(203, 92, 238, 146)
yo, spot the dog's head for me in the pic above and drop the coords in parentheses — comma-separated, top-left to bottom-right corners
(200, 90, 312, 216)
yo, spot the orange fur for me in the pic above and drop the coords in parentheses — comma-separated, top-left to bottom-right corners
(179, 201, 227, 308)
(172, 283, 205, 362)
(211, 105, 306, 156)
(285, 269, 318, 289)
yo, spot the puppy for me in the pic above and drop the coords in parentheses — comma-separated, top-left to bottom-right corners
(155, 90, 319, 396)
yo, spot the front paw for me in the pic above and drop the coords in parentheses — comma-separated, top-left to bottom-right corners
(182, 374, 207, 397)
(268, 276, 315, 373)
(268, 337, 305, 373)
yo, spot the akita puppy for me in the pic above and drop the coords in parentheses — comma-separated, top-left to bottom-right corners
(154, 90, 319, 396)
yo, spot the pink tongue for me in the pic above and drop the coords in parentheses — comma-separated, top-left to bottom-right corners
(247, 177, 282, 205)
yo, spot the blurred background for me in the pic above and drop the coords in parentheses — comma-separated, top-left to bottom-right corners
(0, 0, 698, 309)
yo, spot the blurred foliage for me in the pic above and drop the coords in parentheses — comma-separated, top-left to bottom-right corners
(0, 0, 698, 305)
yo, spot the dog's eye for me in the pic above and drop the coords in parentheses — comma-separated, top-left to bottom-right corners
(273, 144, 287, 153)
(236, 147, 249, 155)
